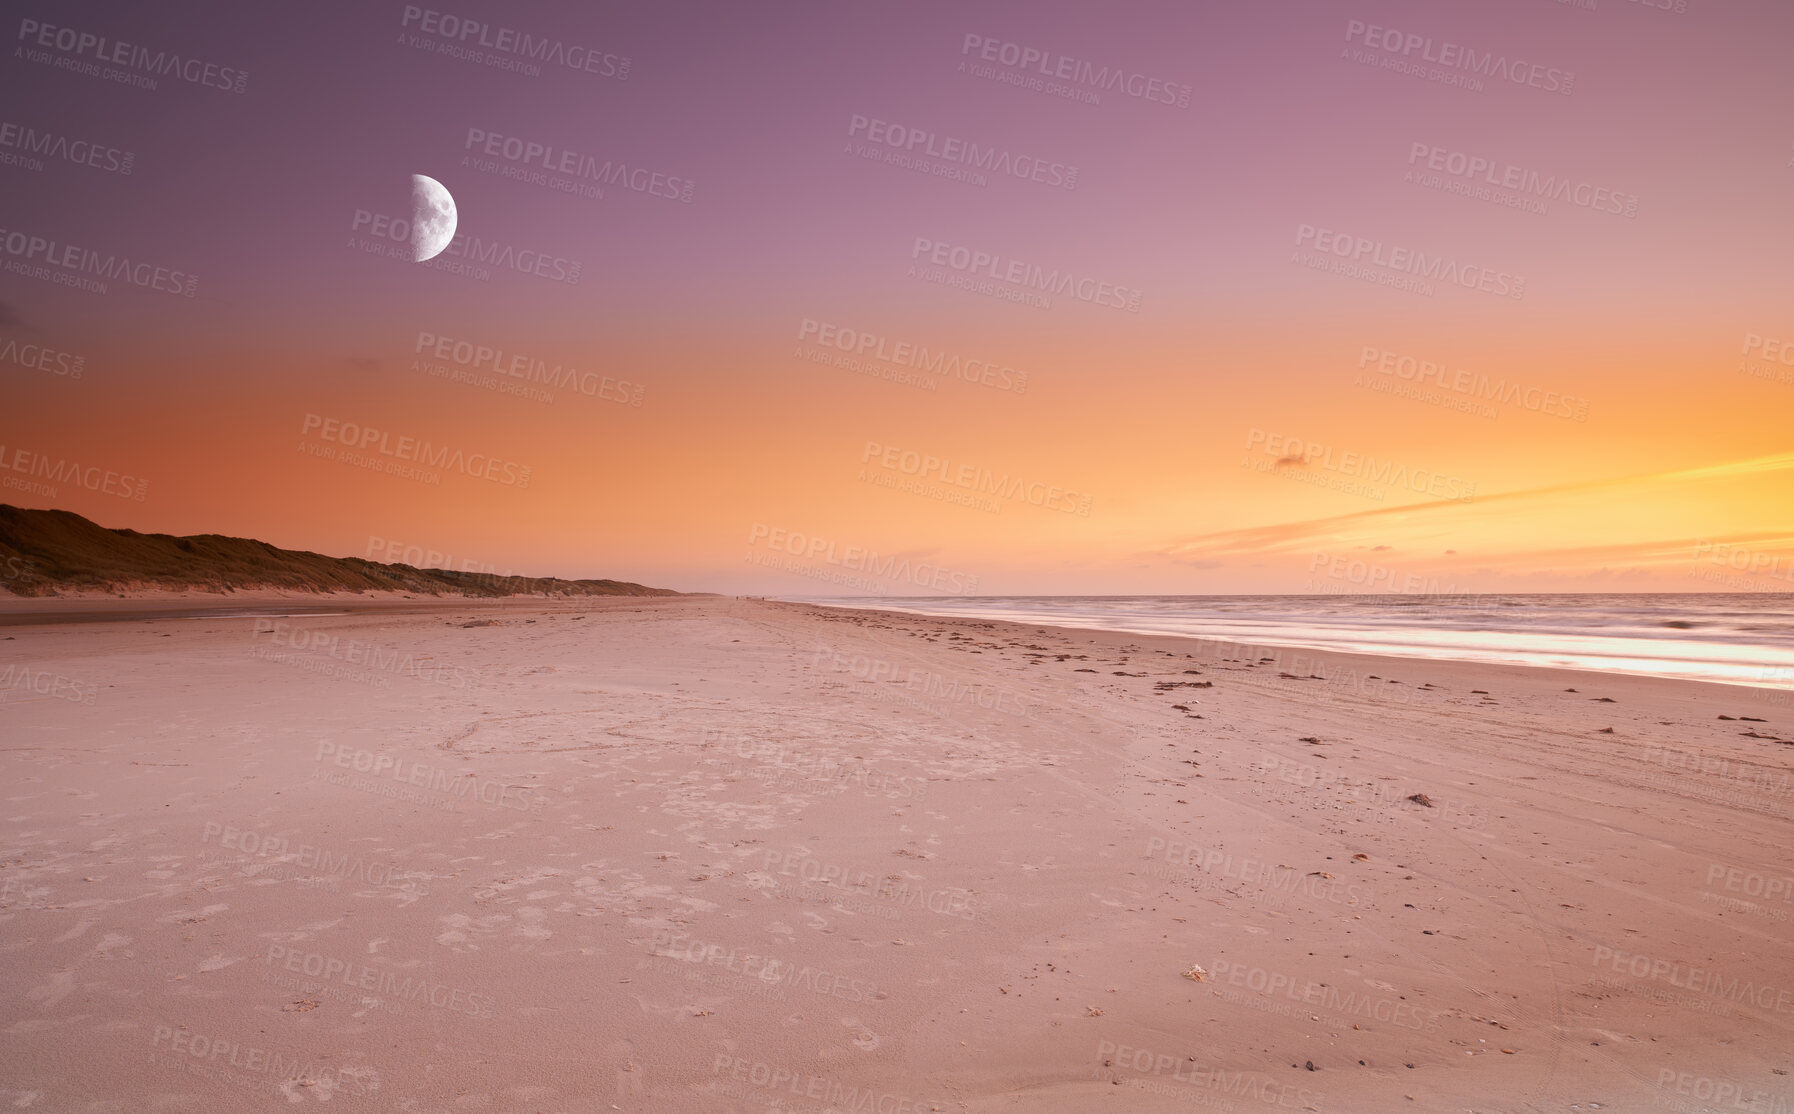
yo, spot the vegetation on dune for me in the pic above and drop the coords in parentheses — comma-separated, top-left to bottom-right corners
(0, 505, 678, 598)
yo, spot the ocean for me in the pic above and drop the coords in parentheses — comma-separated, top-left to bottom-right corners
(791, 593, 1794, 691)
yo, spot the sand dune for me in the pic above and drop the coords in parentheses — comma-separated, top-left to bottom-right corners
(0, 504, 680, 598)
(0, 595, 1790, 1112)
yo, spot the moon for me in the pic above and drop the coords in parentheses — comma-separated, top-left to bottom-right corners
(409, 174, 457, 262)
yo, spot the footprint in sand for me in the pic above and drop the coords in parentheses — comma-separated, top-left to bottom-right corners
(843, 1018, 880, 1050)
(25, 971, 75, 1009)
(514, 906, 553, 940)
(155, 903, 228, 927)
(264, 919, 348, 944)
(277, 1069, 361, 1102)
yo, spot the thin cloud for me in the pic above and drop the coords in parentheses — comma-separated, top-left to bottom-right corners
(1155, 452, 1794, 564)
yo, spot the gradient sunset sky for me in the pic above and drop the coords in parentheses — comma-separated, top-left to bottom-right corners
(4, 0, 1791, 595)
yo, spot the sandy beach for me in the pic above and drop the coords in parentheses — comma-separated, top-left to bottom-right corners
(2, 594, 1791, 1113)
(8, 0, 1790, 1107)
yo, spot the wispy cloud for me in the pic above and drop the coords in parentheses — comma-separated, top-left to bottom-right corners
(1156, 453, 1794, 574)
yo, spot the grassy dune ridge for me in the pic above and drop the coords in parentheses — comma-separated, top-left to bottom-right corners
(0, 505, 679, 598)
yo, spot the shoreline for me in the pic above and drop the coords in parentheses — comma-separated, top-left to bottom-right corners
(785, 596, 1794, 698)
(785, 594, 1794, 694)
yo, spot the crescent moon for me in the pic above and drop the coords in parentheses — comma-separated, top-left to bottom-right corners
(409, 174, 457, 262)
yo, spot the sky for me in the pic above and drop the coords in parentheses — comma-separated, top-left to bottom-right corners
(3, 0, 1792, 596)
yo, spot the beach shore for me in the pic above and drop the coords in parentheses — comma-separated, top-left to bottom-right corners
(1, 594, 1790, 1112)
